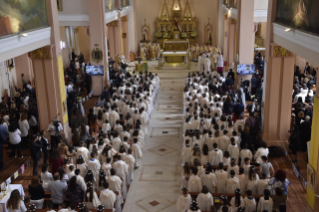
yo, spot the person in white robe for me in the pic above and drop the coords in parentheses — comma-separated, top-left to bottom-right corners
(257, 189, 273, 212)
(76, 155, 88, 178)
(131, 138, 143, 168)
(237, 168, 247, 192)
(107, 169, 125, 203)
(218, 130, 230, 152)
(124, 149, 135, 184)
(230, 189, 244, 212)
(254, 143, 269, 164)
(204, 56, 211, 73)
(200, 166, 217, 193)
(256, 173, 270, 195)
(225, 170, 240, 194)
(187, 168, 202, 192)
(226, 158, 239, 179)
(208, 143, 223, 166)
(181, 141, 192, 164)
(109, 107, 120, 128)
(111, 132, 122, 152)
(75, 168, 87, 192)
(215, 163, 228, 193)
(196, 185, 214, 211)
(99, 181, 117, 210)
(243, 190, 256, 212)
(84, 182, 101, 209)
(239, 144, 252, 166)
(77, 142, 90, 163)
(227, 138, 239, 163)
(40, 164, 53, 191)
(113, 155, 128, 183)
(247, 167, 260, 195)
(87, 152, 101, 178)
(102, 158, 112, 176)
(176, 187, 192, 212)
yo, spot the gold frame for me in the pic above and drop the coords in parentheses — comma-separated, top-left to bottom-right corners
(91, 47, 103, 63)
(57, 0, 63, 12)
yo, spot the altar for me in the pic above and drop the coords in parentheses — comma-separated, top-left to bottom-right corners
(163, 40, 189, 63)
(155, 0, 197, 64)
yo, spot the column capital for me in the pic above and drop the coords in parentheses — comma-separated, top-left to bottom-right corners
(271, 44, 295, 58)
(29, 46, 54, 60)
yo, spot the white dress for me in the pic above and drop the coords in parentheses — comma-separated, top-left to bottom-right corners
(256, 179, 270, 195)
(226, 165, 239, 179)
(176, 194, 192, 212)
(230, 196, 244, 212)
(187, 175, 202, 192)
(243, 197, 257, 212)
(201, 173, 217, 193)
(225, 177, 240, 194)
(247, 175, 260, 195)
(227, 144, 239, 163)
(196, 193, 214, 211)
(40, 171, 53, 191)
(87, 159, 101, 178)
(215, 170, 228, 193)
(181, 146, 192, 164)
(76, 163, 88, 178)
(132, 143, 143, 167)
(237, 174, 247, 192)
(257, 197, 273, 212)
(85, 192, 101, 209)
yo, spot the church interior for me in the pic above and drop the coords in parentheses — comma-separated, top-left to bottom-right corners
(0, 0, 319, 211)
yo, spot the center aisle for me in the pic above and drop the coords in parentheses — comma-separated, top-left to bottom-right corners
(123, 77, 186, 212)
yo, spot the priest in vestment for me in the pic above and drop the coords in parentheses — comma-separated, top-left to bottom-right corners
(216, 52, 224, 74)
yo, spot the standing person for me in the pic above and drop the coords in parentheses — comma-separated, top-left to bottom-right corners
(21, 74, 27, 88)
(67, 176, 84, 205)
(30, 134, 43, 176)
(28, 176, 45, 209)
(40, 130, 49, 165)
(288, 124, 301, 163)
(99, 182, 117, 210)
(6, 189, 27, 212)
(216, 52, 224, 74)
(49, 149, 65, 175)
(48, 173, 67, 209)
(47, 119, 63, 153)
(176, 187, 192, 212)
(304, 62, 310, 76)
(8, 121, 22, 158)
(0, 121, 8, 170)
(18, 112, 29, 149)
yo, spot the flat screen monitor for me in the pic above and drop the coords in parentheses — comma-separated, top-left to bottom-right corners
(237, 64, 255, 75)
(86, 65, 104, 76)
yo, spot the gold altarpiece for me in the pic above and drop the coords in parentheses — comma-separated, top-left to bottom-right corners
(156, 0, 197, 62)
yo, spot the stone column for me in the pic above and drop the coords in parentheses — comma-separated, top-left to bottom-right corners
(262, 45, 295, 142)
(121, 16, 130, 62)
(14, 53, 33, 88)
(88, 0, 107, 94)
(223, 14, 228, 61)
(227, 18, 236, 69)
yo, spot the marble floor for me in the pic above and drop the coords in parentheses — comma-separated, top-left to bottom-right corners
(122, 62, 195, 212)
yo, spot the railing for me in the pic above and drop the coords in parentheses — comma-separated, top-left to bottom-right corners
(105, 0, 118, 13)
(278, 133, 307, 192)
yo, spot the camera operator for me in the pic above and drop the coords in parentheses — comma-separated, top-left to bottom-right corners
(47, 118, 63, 154)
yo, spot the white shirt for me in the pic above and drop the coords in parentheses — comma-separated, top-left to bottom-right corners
(18, 120, 30, 137)
(9, 129, 21, 145)
(7, 200, 27, 212)
(47, 122, 63, 136)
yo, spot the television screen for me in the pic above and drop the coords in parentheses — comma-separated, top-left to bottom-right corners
(86, 65, 104, 76)
(237, 64, 255, 75)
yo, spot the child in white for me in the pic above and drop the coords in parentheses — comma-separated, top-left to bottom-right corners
(243, 190, 256, 212)
(225, 170, 239, 194)
(187, 168, 202, 192)
(215, 163, 228, 193)
(257, 189, 273, 212)
(256, 173, 270, 195)
(200, 165, 217, 193)
(176, 187, 192, 212)
(208, 143, 223, 166)
(196, 185, 214, 211)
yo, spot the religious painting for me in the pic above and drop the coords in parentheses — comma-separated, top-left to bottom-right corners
(189, 24, 193, 31)
(0, 0, 48, 37)
(307, 164, 315, 192)
(57, 0, 62, 11)
(182, 24, 187, 32)
(167, 25, 172, 32)
(275, 0, 319, 36)
(161, 25, 165, 32)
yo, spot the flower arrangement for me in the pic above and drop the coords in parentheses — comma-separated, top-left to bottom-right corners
(191, 31, 197, 38)
(163, 32, 171, 39)
(156, 31, 163, 38)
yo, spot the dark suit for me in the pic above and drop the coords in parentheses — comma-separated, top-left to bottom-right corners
(72, 51, 76, 61)
(299, 121, 311, 151)
(30, 140, 43, 176)
(304, 65, 310, 75)
(41, 136, 49, 164)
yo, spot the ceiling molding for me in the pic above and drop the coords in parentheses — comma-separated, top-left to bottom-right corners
(0, 27, 51, 62)
(59, 14, 90, 26)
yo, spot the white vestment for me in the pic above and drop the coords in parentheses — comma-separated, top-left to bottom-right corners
(99, 189, 117, 209)
(200, 173, 217, 193)
(225, 177, 240, 194)
(176, 194, 192, 212)
(196, 193, 214, 211)
(187, 175, 202, 192)
(215, 170, 228, 193)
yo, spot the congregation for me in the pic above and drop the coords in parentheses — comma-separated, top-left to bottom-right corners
(175, 68, 289, 212)
(0, 70, 160, 212)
